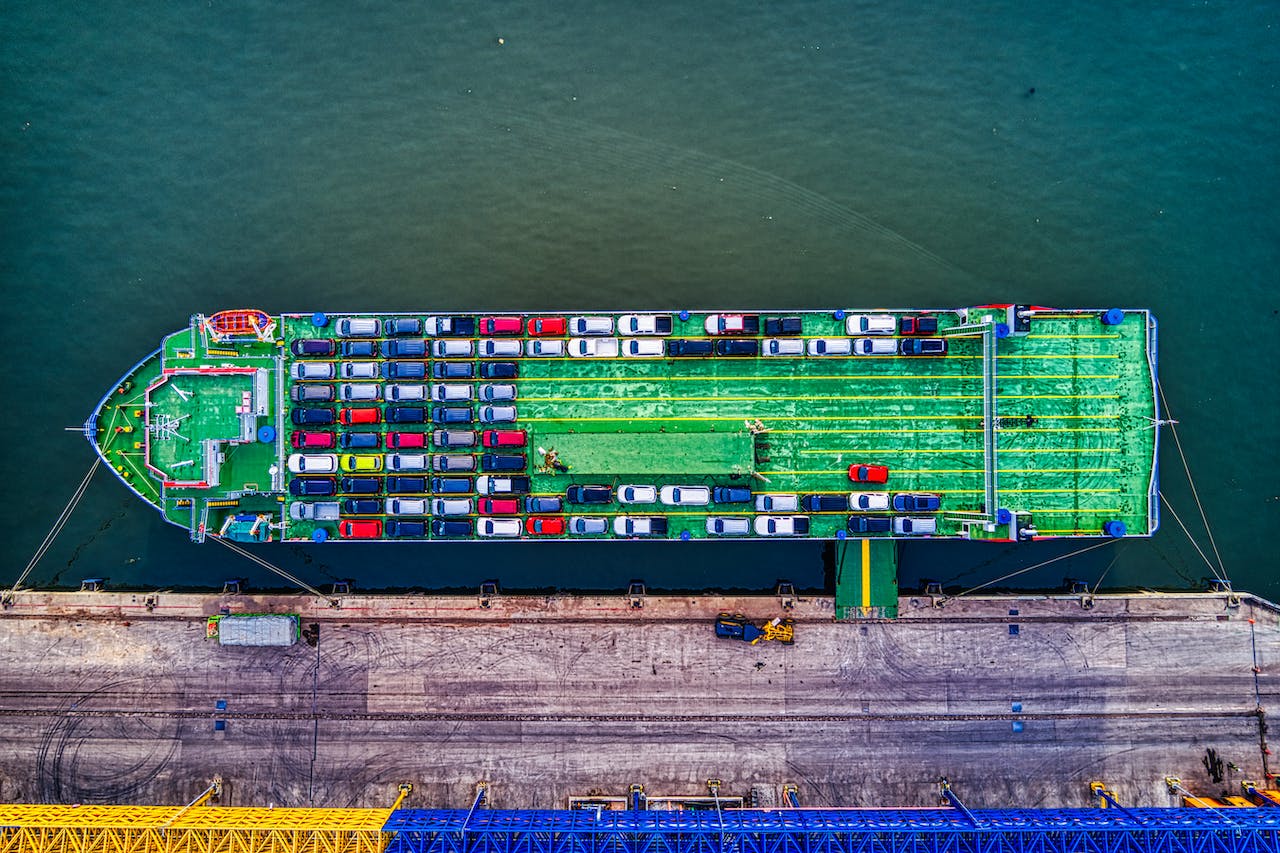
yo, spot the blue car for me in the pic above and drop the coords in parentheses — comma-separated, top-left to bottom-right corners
(386, 476, 427, 494)
(385, 519, 427, 537)
(712, 486, 752, 504)
(481, 453, 526, 472)
(479, 362, 518, 379)
(342, 498, 382, 514)
(892, 493, 942, 512)
(290, 408, 336, 426)
(567, 485, 611, 504)
(340, 477, 381, 494)
(289, 477, 335, 497)
(385, 339, 427, 358)
(667, 339, 714, 357)
(431, 519, 473, 537)
(898, 338, 948, 356)
(432, 361, 475, 379)
(341, 340, 379, 358)
(848, 516, 892, 534)
(338, 432, 380, 449)
(525, 496, 562, 513)
(432, 477, 473, 494)
(384, 318, 422, 336)
(432, 407, 474, 425)
(386, 407, 427, 424)
(382, 361, 428, 379)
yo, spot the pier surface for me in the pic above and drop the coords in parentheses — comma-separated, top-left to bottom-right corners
(0, 590, 1273, 808)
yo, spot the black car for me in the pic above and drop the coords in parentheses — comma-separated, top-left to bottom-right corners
(667, 339, 714, 357)
(715, 339, 759, 357)
(384, 318, 422, 336)
(848, 516, 892, 534)
(341, 340, 378, 358)
(290, 407, 336, 426)
(432, 407, 474, 425)
(385, 519, 427, 537)
(802, 494, 848, 512)
(431, 519, 473, 537)
(899, 338, 948, 356)
(340, 477, 381, 494)
(763, 316, 802, 336)
(338, 432, 380, 449)
(432, 476, 473, 494)
(479, 361, 519, 379)
(386, 476, 427, 494)
(342, 498, 382, 514)
(290, 338, 336, 357)
(386, 406, 427, 424)
(712, 486, 752, 504)
(567, 484, 612, 504)
(432, 361, 475, 379)
(289, 477, 335, 496)
(480, 453, 527, 472)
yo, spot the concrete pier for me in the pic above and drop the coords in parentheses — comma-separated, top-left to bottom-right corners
(0, 589, 1274, 809)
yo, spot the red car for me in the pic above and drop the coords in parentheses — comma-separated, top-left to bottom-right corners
(478, 498, 520, 515)
(386, 432, 428, 449)
(482, 429, 527, 448)
(479, 316, 522, 335)
(527, 317, 567, 336)
(525, 516, 565, 535)
(291, 430, 334, 449)
(848, 464, 889, 483)
(339, 407, 380, 425)
(338, 519, 383, 539)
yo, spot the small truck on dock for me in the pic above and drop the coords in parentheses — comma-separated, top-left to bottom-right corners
(714, 613, 795, 645)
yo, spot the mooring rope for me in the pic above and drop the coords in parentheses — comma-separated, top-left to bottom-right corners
(1157, 380, 1227, 578)
(5, 457, 101, 596)
(212, 536, 337, 605)
(1159, 492, 1228, 583)
(941, 539, 1119, 603)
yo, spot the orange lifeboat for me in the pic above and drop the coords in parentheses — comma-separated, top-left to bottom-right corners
(205, 309, 275, 342)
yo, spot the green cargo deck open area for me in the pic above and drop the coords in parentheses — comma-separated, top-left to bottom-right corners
(86, 305, 1158, 615)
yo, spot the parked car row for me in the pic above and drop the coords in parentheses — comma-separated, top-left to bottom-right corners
(799, 492, 941, 513)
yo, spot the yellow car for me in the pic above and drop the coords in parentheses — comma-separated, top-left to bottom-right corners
(340, 454, 383, 473)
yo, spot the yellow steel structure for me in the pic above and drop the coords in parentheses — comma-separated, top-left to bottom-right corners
(0, 805, 394, 853)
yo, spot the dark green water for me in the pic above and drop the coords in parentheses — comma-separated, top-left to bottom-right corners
(3, 2, 1276, 598)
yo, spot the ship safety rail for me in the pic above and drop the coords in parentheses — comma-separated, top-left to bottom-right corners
(940, 317, 998, 523)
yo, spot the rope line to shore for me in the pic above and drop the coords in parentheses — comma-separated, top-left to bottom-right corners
(212, 536, 337, 605)
(1157, 380, 1227, 578)
(942, 539, 1119, 603)
(5, 457, 101, 596)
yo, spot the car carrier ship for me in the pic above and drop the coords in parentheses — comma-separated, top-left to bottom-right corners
(85, 305, 1159, 550)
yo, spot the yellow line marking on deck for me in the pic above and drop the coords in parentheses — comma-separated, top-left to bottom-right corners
(758, 468, 1121, 475)
(799, 447, 1120, 454)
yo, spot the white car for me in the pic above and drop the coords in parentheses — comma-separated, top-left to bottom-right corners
(340, 383, 381, 402)
(480, 384, 517, 401)
(613, 516, 666, 537)
(385, 453, 429, 471)
(894, 517, 938, 536)
(754, 515, 811, 536)
(292, 362, 335, 380)
(845, 314, 895, 335)
(478, 518, 522, 537)
(433, 339, 474, 358)
(526, 339, 565, 357)
(808, 338, 853, 356)
(660, 485, 710, 506)
(287, 453, 337, 474)
(755, 494, 799, 512)
(763, 338, 804, 357)
(569, 337, 620, 358)
(850, 492, 890, 511)
(705, 516, 750, 536)
(480, 339, 522, 358)
(476, 475, 523, 495)
(335, 317, 380, 337)
(386, 498, 428, 516)
(618, 485, 658, 504)
(479, 405, 517, 423)
(384, 384, 427, 402)
(340, 362, 379, 379)
(569, 316, 614, 335)
(853, 337, 898, 355)
(432, 384, 473, 402)
(431, 498, 473, 516)
(621, 338, 664, 357)
(618, 314, 670, 335)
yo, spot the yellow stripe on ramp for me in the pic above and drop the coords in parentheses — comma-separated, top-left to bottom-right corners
(861, 538, 871, 610)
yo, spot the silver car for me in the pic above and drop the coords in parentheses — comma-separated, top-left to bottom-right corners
(480, 384, 517, 402)
(335, 317, 380, 337)
(755, 493, 799, 512)
(569, 316, 614, 335)
(705, 516, 750, 536)
(763, 338, 804, 357)
(480, 339, 522, 358)
(808, 338, 853, 356)
(384, 384, 427, 402)
(289, 501, 340, 521)
(433, 339, 474, 358)
(292, 362, 335, 380)
(893, 517, 938, 536)
(433, 384, 474, 401)
(340, 383, 381, 402)
(479, 405, 518, 424)
(386, 498, 429, 516)
(385, 453, 429, 471)
(431, 498, 473, 516)
(340, 362, 379, 379)
(568, 516, 608, 535)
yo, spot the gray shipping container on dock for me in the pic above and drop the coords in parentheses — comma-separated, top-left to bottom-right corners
(217, 614, 299, 646)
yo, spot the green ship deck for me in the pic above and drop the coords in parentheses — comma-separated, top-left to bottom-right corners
(87, 306, 1158, 615)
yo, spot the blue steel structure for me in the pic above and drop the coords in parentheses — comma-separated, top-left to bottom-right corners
(384, 808, 1280, 853)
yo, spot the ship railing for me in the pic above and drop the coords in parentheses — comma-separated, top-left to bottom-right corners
(940, 319, 998, 521)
